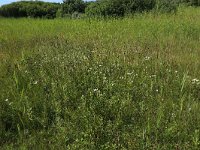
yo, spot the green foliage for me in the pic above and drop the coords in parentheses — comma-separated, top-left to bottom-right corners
(181, 0, 200, 6)
(0, 7, 200, 148)
(155, 0, 179, 13)
(191, 0, 200, 6)
(86, 0, 156, 17)
(85, 0, 183, 17)
(0, 1, 60, 18)
(62, 0, 86, 14)
(56, 8, 64, 18)
(0, 0, 199, 18)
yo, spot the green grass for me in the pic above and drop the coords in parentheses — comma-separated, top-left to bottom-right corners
(0, 6, 200, 149)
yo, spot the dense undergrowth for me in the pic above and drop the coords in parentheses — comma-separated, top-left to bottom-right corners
(0, 7, 200, 149)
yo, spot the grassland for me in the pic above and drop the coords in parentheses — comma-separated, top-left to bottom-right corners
(0, 7, 200, 149)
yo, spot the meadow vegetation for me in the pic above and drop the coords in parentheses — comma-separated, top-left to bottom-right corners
(0, 0, 200, 18)
(0, 6, 200, 149)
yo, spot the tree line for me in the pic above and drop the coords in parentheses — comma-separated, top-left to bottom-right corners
(0, 0, 199, 18)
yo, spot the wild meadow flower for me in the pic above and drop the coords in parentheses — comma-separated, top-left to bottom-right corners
(166, 69, 171, 73)
(33, 81, 38, 85)
(127, 72, 134, 75)
(171, 113, 176, 118)
(192, 78, 200, 85)
(150, 75, 156, 78)
(93, 88, 99, 92)
(144, 56, 150, 61)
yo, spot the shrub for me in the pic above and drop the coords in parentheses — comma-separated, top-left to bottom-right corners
(86, 0, 179, 17)
(0, 1, 60, 18)
(62, 0, 86, 14)
(85, 0, 124, 17)
(186, 0, 200, 6)
(155, 0, 179, 13)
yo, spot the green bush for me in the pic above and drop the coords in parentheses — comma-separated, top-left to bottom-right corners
(0, 1, 60, 18)
(85, 0, 180, 17)
(85, 0, 123, 17)
(62, 0, 86, 14)
(155, 0, 179, 13)
(187, 0, 200, 6)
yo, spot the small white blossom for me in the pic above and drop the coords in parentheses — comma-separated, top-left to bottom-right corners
(150, 75, 156, 78)
(33, 81, 38, 85)
(127, 72, 134, 75)
(83, 56, 88, 60)
(192, 78, 200, 85)
(93, 88, 99, 92)
(166, 69, 171, 73)
(144, 56, 150, 61)
(5, 99, 9, 102)
(171, 113, 176, 118)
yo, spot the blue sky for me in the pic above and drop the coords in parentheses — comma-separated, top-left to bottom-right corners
(0, 0, 93, 6)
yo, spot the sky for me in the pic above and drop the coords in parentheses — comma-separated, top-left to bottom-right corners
(0, 0, 93, 6)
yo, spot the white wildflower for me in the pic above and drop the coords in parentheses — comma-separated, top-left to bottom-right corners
(144, 56, 150, 61)
(171, 113, 176, 118)
(150, 75, 156, 78)
(192, 78, 200, 85)
(166, 69, 171, 73)
(33, 81, 38, 85)
(127, 72, 133, 75)
(93, 88, 99, 92)
(83, 56, 88, 60)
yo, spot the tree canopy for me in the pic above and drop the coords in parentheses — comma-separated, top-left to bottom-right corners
(0, 1, 60, 18)
(0, 0, 199, 18)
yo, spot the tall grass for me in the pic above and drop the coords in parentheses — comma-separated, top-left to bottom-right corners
(0, 7, 200, 149)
